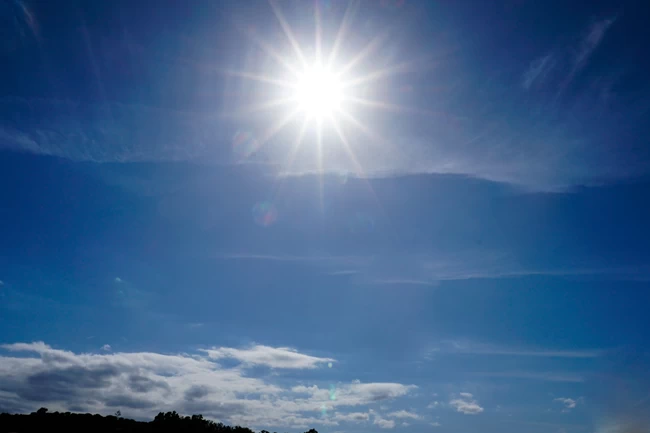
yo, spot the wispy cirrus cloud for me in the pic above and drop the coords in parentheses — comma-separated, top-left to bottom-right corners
(471, 371, 585, 383)
(570, 18, 617, 79)
(215, 253, 369, 265)
(522, 53, 556, 89)
(0, 342, 415, 428)
(524, 17, 617, 93)
(1, 10, 644, 193)
(435, 340, 603, 358)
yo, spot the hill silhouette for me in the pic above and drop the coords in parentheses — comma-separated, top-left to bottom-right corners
(0, 408, 319, 433)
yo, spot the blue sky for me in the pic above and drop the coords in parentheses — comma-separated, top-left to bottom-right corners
(1, 0, 650, 432)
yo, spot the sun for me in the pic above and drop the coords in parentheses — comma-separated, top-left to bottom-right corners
(294, 62, 344, 121)
(224, 0, 419, 183)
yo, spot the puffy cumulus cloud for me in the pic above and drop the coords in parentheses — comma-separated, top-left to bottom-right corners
(373, 417, 396, 429)
(0, 342, 416, 429)
(369, 409, 397, 429)
(202, 345, 335, 369)
(101, 345, 112, 352)
(449, 393, 484, 415)
(387, 410, 420, 420)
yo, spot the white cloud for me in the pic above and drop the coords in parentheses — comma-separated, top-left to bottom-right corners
(430, 422, 442, 427)
(292, 382, 416, 408)
(374, 418, 396, 429)
(101, 344, 112, 352)
(114, 277, 122, 283)
(333, 412, 370, 422)
(449, 393, 484, 415)
(370, 409, 398, 429)
(401, 422, 410, 427)
(427, 401, 440, 409)
(554, 397, 581, 412)
(0, 342, 415, 428)
(387, 410, 420, 420)
(187, 323, 204, 329)
(203, 345, 335, 369)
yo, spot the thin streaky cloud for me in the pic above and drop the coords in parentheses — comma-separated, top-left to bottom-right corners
(452, 348, 602, 358)
(523, 53, 556, 89)
(328, 270, 361, 276)
(560, 17, 617, 94)
(368, 279, 439, 287)
(574, 18, 617, 68)
(471, 371, 585, 383)
(215, 253, 370, 265)
(436, 341, 603, 358)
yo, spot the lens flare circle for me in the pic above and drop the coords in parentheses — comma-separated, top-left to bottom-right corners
(294, 63, 343, 120)
(252, 201, 278, 227)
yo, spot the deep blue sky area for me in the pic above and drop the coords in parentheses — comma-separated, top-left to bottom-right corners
(1, 0, 650, 432)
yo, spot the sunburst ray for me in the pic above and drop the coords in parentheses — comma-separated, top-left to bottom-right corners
(269, 0, 308, 69)
(221, 69, 296, 89)
(327, 0, 359, 69)
(345, 96, 446, 118)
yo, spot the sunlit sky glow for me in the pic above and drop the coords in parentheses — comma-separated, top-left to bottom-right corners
(2, 0, 650, 433)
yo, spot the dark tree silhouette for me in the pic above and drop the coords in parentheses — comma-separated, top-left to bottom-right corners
(0, 409, 320, 433)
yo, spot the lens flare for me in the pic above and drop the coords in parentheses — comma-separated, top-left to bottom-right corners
(329, 384, 337, 401)
(252, 201, 278, 227)
(232, 130, 260, 160)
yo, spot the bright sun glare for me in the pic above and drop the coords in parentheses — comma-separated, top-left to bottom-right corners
(294, 63, 344, 120)
(226, 0, 419, 189)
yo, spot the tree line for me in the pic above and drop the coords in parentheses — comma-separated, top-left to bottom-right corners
(0, 408, 321, 433)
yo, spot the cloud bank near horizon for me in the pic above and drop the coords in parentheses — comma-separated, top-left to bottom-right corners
(0, 342, 416, 429)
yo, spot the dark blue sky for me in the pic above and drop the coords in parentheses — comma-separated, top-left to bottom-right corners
(1, 0, 650, 432)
